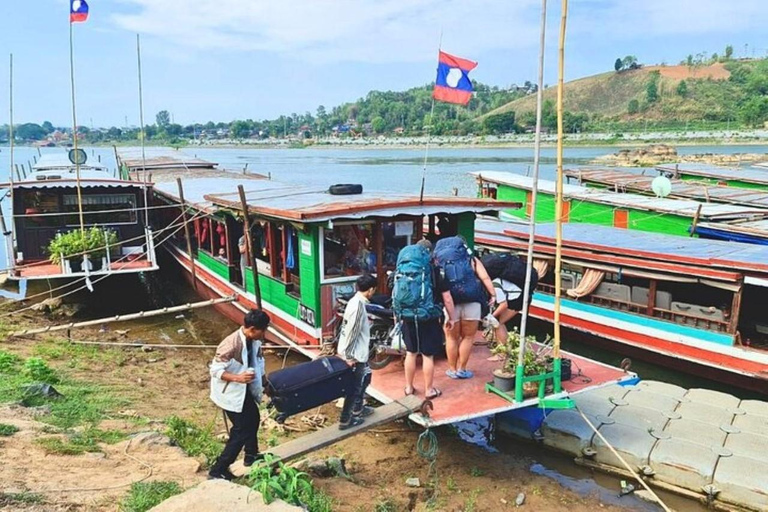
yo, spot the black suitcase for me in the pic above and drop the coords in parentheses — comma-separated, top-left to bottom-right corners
(266, 356, 354, 423)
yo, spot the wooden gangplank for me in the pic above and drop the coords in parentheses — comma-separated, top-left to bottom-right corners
(268, 395, 425, 464)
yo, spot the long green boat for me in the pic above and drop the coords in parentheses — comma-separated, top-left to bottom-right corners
(656, 163, 768, 191)
(474, 171, 767, 237)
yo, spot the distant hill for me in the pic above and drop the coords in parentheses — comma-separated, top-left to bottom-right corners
(480, 61, 768, 127)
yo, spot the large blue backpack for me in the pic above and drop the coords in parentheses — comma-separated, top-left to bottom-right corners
(433, 237, 485, 305)
(392, 245, 440, 321)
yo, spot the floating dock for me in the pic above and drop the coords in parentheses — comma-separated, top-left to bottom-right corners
(528, 380, 768, 511)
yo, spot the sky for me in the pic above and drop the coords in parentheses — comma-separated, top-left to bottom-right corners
(2, 0, 768, 127)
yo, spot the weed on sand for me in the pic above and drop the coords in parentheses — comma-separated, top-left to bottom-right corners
(0, 491, 44, 506)
(36, 427, 126, 455)
(0, 423, 19, 436)
(119, 481, 183, 512)
(165, 415, 222, 469)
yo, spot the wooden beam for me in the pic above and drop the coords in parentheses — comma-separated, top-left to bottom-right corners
(690, 204, 703, 237)
(374, 222, 385, 293)
(238, 185, 263, 309)
(267, 395, 425, 464)
(176, 178, 197, 290)
(647, 279, 657, 317)
(729, 281, 743, 335)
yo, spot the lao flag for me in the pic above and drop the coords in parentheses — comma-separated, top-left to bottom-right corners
(70, 0, 89, 23)
(433, 51, 477, 105)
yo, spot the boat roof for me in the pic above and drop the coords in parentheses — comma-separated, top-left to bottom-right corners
(474, 171, 767, 221)
(32, 153, 110, 172)
(118, 149, 217, 172)
(656, 163, 768, 185)
(1, 153, 149, 189)
(153, 174, 269, 213)
(476, 218, 768, 276)
(205, 179, 521, 222)
(565, 167, 768, 208)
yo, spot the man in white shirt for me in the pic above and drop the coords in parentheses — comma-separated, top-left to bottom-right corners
(336, 274, 378, 430)
(208, 309, 270, 480)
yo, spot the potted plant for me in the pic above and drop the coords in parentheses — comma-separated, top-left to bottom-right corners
(48, 227, 118, 273)
(491, 328, 548, 396)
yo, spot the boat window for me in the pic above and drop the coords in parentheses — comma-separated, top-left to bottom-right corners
(381, 221, 412, 273)
(323, 223, 376, 279)
(21, 191, 63, 228)
(64, 193, 137, 226)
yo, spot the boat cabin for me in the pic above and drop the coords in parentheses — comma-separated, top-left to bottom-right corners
(2, 154, 158, 280)
(151, 175, 520, 345)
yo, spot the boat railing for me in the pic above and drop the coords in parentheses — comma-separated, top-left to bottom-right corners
(536, 283, 729, 332)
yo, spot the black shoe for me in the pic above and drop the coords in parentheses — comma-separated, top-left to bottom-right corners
(352, 405, 375, 418)
(244, 453, 264, 467)
(208, 468, 235, 481)
(338, 416, 364, 431)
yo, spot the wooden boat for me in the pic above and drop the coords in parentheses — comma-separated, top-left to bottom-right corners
(656, 163, 768, 191)
(474, 171, 767, 237)
(1, 154, 158, 280)
(475, 218, 768, 393)
(565, 167, 768, 208)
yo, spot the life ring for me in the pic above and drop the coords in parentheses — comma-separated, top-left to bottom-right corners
(329, 184, 363, 195)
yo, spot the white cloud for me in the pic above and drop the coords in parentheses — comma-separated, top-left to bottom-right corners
(112, 0, 542, 63)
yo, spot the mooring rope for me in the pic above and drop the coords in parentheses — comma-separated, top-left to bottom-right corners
(417, 428, 440, 503)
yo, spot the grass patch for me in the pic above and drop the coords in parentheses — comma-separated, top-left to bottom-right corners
(374, 499, 398, 512)
(36, 427, 126, 455)
(119, 481, 183, 512)
(165, 416, 222, 469)
(23, 357, 59, 384)
(0, 423, 19, 436)
(248, 453, 334, 512)
(0, 491, 44, 506)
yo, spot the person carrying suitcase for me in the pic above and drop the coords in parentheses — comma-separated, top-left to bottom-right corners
(208, 309, 271, 480)
(392, 239, 456, 399)
(336, 274, 378, 430)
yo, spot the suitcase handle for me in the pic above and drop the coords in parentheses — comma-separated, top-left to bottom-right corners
(321, 357, 333, 373)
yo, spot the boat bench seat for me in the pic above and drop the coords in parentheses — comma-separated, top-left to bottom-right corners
(631, 286, 673, 310)
(121, 246, 144, 257)
(671, 301, 725, 322)
(560, 273, 576, 290)
(594, 282, 631, 303)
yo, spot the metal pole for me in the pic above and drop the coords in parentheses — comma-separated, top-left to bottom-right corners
(8, 53, 15, 266)
(553, 0, 569, 373)
(238, 185, 262, 309)
(137, 34, 150, 227)
(516, 0, 548, 402)
(176, 178, 197, 290)
(419, 30, 443, 204)
(10, 296, 236, 337)
(69, 22, 86, 237)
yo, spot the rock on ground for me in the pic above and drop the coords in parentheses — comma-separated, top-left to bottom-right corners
(149, 479, 302, 512)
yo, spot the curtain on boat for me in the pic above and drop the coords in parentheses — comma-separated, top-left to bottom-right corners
(533, 259, 549, 279)
(566, 269, 606, 298)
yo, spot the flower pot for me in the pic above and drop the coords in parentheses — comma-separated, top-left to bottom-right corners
(68, 258, 83, 273)
(546, 357, 572, 381)
(492, 368, 516, 392)
(88, 256, 104, 271)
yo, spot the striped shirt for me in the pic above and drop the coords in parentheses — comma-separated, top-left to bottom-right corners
(337, 292, 370, 363)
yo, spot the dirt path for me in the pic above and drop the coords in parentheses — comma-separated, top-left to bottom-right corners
(1, 310, 637, 512)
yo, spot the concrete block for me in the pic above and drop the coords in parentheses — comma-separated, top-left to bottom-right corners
(541, 409, 597, 457)
(733, 413, 768, 437)
(586, 383, 630, 402)
(593, 422, 656, 469)
(623, 388, 681, 413)
(663, 418, 727, 448)
(724, 431, 768, 463)
(713, 455, 768, 511)
(572, 392, 617, 418)
(684, 388, 740, 409)
(649, 438, 721, 492)
(676, 401, 734, 426)
(609, 404, 669, 432)
(635, 380, 687, 399)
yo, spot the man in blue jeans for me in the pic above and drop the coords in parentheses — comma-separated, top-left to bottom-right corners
(336, 274, 378, 430)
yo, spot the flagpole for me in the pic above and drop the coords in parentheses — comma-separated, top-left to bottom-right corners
(419, 30, 443, 204)
(136, 34, 149, 227)
(7, 53, 16, 267)
(515, 0, 548, 400)
(69, 19, 86, 238)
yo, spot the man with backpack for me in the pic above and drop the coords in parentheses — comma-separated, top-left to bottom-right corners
(433, 236, 496, 380)
(481, 252, 538, 344)
(392, 239, 456, 399)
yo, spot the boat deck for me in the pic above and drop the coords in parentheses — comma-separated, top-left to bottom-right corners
(14, 258, 157, 279)
(367, 343, 635, 427)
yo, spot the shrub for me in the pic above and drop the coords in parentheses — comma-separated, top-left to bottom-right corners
(248, 453, 333, 511)
(48, 227, 118, 265)
(23, 357, 59, 384)
(0, 423, 19, 436)
(119, 481, 183, 512)
(165, 416, 222, 469)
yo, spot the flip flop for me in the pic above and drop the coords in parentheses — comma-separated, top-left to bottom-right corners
(445, 370, 460, 379)
(457, 369, 474, 379)
(425, 388, 443, 399)
(404, 386, 416, 396)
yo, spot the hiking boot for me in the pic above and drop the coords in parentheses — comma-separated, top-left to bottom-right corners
(244, 453, 264, 467)
(208, 468, 235, 481)
(338, 416, 364, 431)
(353, 405, 375, 418)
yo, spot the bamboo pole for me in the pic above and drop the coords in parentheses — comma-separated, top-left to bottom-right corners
(176, 178, 198, 290)
(515, 0, 548, 403)
(238, 185, 263, 309)
(10, 296, 236, 337)
(552, 0, 568, 367)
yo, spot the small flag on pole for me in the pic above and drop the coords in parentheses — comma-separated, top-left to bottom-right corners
(433, 51, 477, 105)
(70, 0, 89, 23)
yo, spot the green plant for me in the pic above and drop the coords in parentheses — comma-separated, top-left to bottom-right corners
(248, 453, 327, 509)
(0, 350, 21, 373)
(48, 226, 119, 265)
(0, 423, 19, 436)
(491, 328, 548, 376)
(119, 481, 183, 512)
(469, 466, 484, 477)
(23, 357, 59, 384)
(375, 499, 398, 512)
(463, 489, 480, 512)
(446, 476, 458, 492)
(36, 427, 125, 455)
(0, 491, 44, 506)
(165, 416, 222, 469)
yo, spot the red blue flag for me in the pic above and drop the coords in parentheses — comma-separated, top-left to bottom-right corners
(433, 51, 477, 105)
(70, 0, 89, 23)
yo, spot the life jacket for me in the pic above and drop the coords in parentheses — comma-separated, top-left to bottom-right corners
(391, 245, 440, 321)
(433, 237, 485, 305)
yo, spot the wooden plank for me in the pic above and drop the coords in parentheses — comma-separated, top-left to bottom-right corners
(268, 395, 425, 463)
